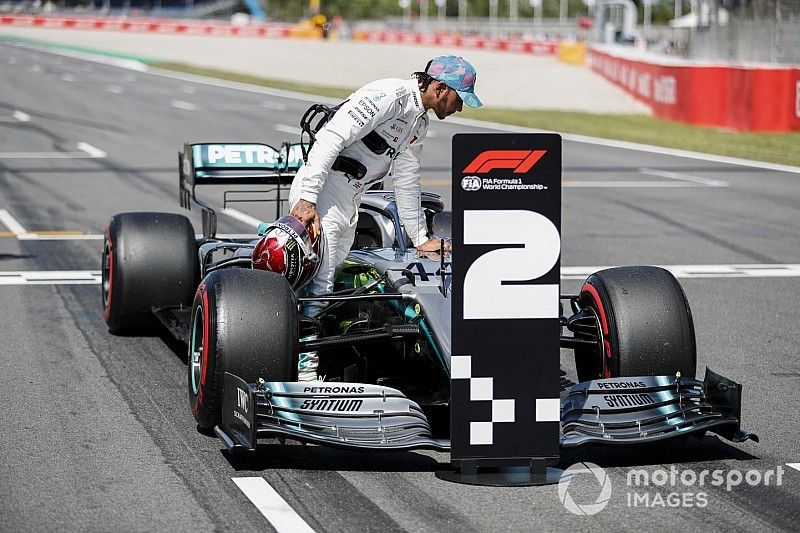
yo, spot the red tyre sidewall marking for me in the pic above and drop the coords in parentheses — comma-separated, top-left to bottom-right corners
(104, 223, 114, 321)
(197, 285, 210, 407)
(581, 282, 613, 378)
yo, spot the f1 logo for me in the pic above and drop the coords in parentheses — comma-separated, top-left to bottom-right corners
(463, 150, 547, 174)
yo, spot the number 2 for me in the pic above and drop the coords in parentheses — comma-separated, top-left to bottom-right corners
(463, 210, 560, 319)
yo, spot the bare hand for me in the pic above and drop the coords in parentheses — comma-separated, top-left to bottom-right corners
(290, 199, 320, 233)
(416, 238, 451, 253)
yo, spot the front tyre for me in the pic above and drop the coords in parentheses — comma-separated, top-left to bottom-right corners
(574, 266, 697, 382)
(189, 269, 299, 431)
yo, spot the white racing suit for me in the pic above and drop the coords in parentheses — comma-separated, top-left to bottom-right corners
(288, 77, 431, 380)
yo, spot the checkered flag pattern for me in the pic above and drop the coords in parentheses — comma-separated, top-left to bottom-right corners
(451, 355, 516, 445)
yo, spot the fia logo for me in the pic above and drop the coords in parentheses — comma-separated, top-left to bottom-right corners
(461, 176, 482, 191)
(237, 387, 249, 414)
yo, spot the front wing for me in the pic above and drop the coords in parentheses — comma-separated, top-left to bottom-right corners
(215, 369, 756, 453)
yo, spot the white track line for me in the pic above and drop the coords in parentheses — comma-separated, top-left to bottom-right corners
(0, 265, 797, 285)
(16, 234, 104, 241)
(563, 180, 703, 188)
(639, 168, 729, 187)
(561, 264, 800, 280)
(221, 208, 264, 228)
(232, 477, 315, 533)
(171, 99, 198, 111)
(76, 142, 106, 158)
(787, 463, 800, 473)
(0, 142, 106, 159)
(2, 233, 254, 241)
(262, 100, 287, 111)
(12, 110, 30, 122)
(0, 209, 28, 235)
(275, 124, 303, 136)
(0, 271, 101, 285)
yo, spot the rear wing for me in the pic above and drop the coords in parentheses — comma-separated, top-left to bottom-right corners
(178, 142, 306, 237)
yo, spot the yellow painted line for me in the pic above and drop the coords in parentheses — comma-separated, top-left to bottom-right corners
(29, 230, 85, 236)
(420, 179, 451, 186)
(0, 231, 15, 237)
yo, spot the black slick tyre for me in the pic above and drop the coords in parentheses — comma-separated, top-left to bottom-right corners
(574, 266, 697, 382)
(102, 212, 197, 334)
(188, 269, 299, 431)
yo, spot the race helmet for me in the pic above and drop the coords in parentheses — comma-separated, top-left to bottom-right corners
(252, 215, 324, 290)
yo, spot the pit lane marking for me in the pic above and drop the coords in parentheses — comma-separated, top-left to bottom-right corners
(0, 210, 102, 239)
(0, 142, 106, 159)
(262, 100, 287, 110)
(170, 99, 198, 111)
(0, 209, 29, 236)
(16, 231, 103, 240)
(561, 264, 800, 279)
(221, 208, 264, 228)
(275, 124, 303, 136)
(232, 477, 315, 533)
(639, 168, 729, 187)
(0, 271, 101, 285)
(562, 180, 719, 188)
(0, 110, 31, 123)
(2, 265, 799, 286)
(421, 179, 726, 188)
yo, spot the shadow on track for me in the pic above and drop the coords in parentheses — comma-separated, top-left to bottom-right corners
(559, 435, 758, 469)
(223, 442, 448, 473)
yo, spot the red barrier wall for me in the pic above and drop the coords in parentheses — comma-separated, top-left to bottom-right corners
(0, 15, 561, 56)
(590, 47, 800, 132)
(352, 29, 559, 56)
(0, 14, 292, 38)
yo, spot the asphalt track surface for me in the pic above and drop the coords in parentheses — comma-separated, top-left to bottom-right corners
(1, 42, 799, 532)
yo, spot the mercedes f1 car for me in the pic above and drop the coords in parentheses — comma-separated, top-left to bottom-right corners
(102, 142, 756, 455)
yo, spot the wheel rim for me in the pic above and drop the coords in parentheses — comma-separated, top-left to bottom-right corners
(101, 238, 112, 311)
(190, 305, 204, 395)
(585, 306, 611, 379)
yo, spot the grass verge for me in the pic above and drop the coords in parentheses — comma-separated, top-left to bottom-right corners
(160, 61, 799, 168)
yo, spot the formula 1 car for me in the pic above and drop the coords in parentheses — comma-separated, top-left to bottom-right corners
(102, 142, 756, 454)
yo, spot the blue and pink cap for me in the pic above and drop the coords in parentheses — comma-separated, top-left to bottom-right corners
(426, 55, 482, 108)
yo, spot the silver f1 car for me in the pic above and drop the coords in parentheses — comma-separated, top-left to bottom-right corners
(101, 142, 756, 454)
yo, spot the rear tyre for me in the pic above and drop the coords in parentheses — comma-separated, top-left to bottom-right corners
(102, 212, 197, 334)
(574, 266, 697, 382)
(189, 269, 299, 431)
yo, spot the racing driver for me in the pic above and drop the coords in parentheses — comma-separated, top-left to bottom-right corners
(288, 55, 482, 380)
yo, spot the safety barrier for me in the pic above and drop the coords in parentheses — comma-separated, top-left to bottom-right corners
(0, 14, 568, 57)
(352, 29, 559, 56)
(0, 14, 292, 38)
(590, 47, 800, 132)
